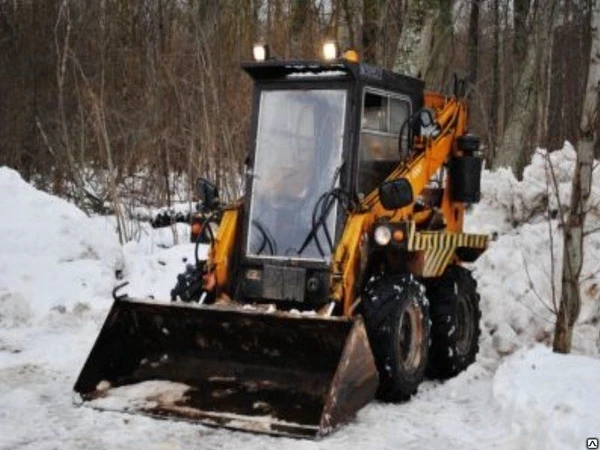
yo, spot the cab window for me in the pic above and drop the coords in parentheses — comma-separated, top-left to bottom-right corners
(358, 89, 411, 197)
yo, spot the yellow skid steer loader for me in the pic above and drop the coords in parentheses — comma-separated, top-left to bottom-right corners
(74, 46, 488, 438)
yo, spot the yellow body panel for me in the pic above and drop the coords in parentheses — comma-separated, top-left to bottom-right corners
(212, 206, 240, 290)
(331, 214, 368, 316)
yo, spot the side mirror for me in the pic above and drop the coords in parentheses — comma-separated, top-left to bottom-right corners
(379, 178, 413, 210)
(195, 178, 219, 209)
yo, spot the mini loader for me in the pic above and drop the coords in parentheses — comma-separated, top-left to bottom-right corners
(74, 47, 488, 438)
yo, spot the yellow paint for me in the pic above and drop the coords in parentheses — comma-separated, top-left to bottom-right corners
(211, 207, 240, 290)
(343, 50, 360, 63)
(331, 214, 367, 316)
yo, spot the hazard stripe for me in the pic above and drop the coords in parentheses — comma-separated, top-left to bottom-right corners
(423, 244, 456, 277)
(434, 246, 454, 276)
(402, 221, 489, 277)
(407, 231, 488, 251)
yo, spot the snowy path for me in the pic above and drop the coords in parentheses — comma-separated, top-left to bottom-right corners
(0, 315, 518, 450)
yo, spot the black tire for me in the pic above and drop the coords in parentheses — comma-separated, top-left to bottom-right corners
(424, 265, 481, 379)
(362, 274, 430, 402)
(170, 264, 204, 303)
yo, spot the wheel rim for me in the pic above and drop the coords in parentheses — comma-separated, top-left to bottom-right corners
(456, 292, 474, 355)
(396, 303, 424, 371)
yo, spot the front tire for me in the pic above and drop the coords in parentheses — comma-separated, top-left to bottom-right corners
(362, 275, 430, 402)
(424, 265, 481, 379)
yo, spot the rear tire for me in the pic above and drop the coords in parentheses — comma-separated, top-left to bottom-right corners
(362, 275, 430, 402)
(424, 265, 481, 379)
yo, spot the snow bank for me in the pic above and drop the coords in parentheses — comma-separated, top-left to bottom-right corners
(467, 144, 600, 358)
(122, 240, 206, 300)
(0, 167, 123, 325)
(468, 143, 600, 235)
(493, 345, 600, 450)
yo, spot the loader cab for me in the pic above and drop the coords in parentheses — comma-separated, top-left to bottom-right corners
(239, 60, 423, 306)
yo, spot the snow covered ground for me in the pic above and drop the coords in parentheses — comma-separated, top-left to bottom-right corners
(1, 144, 599, 449)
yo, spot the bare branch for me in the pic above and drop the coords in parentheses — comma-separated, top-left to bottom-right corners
(522, 252, 558, 316)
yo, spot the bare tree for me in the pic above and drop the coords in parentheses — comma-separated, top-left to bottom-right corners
(553, 0, 599, 353)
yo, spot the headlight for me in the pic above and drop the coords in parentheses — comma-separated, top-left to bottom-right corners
(374, 225, 392, 246)
(323, 41, 338, 60)
(253, 44, 269, 61)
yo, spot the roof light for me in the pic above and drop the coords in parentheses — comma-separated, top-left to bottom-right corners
(253, 44, 269, 62)
(323, 41, 339, 60)
(343, 49, 359, 63)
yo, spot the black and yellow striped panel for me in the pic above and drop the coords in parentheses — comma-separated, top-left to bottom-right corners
(408, 228, 489, 277)
(408, 230, 489, 252)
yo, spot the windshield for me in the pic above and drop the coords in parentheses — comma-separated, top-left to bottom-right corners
(247, 89, 347, 261)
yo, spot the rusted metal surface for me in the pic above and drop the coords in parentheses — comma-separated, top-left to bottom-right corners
(74, 298, 378, 438)
(320, 316, 378, 434)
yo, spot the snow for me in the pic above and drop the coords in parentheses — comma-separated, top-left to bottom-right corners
(468, 143, 600, 358)
(493, 345, 600, 450)
(88, 380, 191, 411)
(0, 167, 123, 323)
(1, 143, 599, 449)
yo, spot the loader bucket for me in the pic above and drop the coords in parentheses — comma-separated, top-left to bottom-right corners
(74, 298, 378, 438)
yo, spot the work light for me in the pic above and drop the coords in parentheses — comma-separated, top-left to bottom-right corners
(253, 44, 269, 62)
(323, 41, 338, 60)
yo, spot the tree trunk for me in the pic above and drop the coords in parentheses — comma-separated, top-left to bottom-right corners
(468, 0, 480, 85)
(513, 0, 531, 66)
(394, 0, 437, 78)
(422, 0, 455, 90)
(545, 0, 592, 151)
(583, 0, 600, 155)
(488, 0, 500, 160)
(553, 1, 599, 353)
(553, 135, 594, 353)
(380, 0, 406, 70)
(495, 1, 558, 175)
(362, 0, 379, 63)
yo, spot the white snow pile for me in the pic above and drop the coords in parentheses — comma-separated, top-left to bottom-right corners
(0, 167, 123, 326)
(467, 143, 600, 358)
(0, 142, 599, 450)
(121, 238, 205, 300)
(493, 345, 600, 450)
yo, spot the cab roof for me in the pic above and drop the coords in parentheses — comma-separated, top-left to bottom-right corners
(241, 60, 424, 97)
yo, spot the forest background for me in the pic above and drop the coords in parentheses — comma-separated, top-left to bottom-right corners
(0, 0, 597, 212)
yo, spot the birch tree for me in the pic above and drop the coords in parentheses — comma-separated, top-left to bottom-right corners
(394, 0, 437, 77)
(553, 0, 599, 353)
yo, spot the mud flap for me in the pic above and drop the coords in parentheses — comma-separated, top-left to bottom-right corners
(74, 298, 378, 438)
